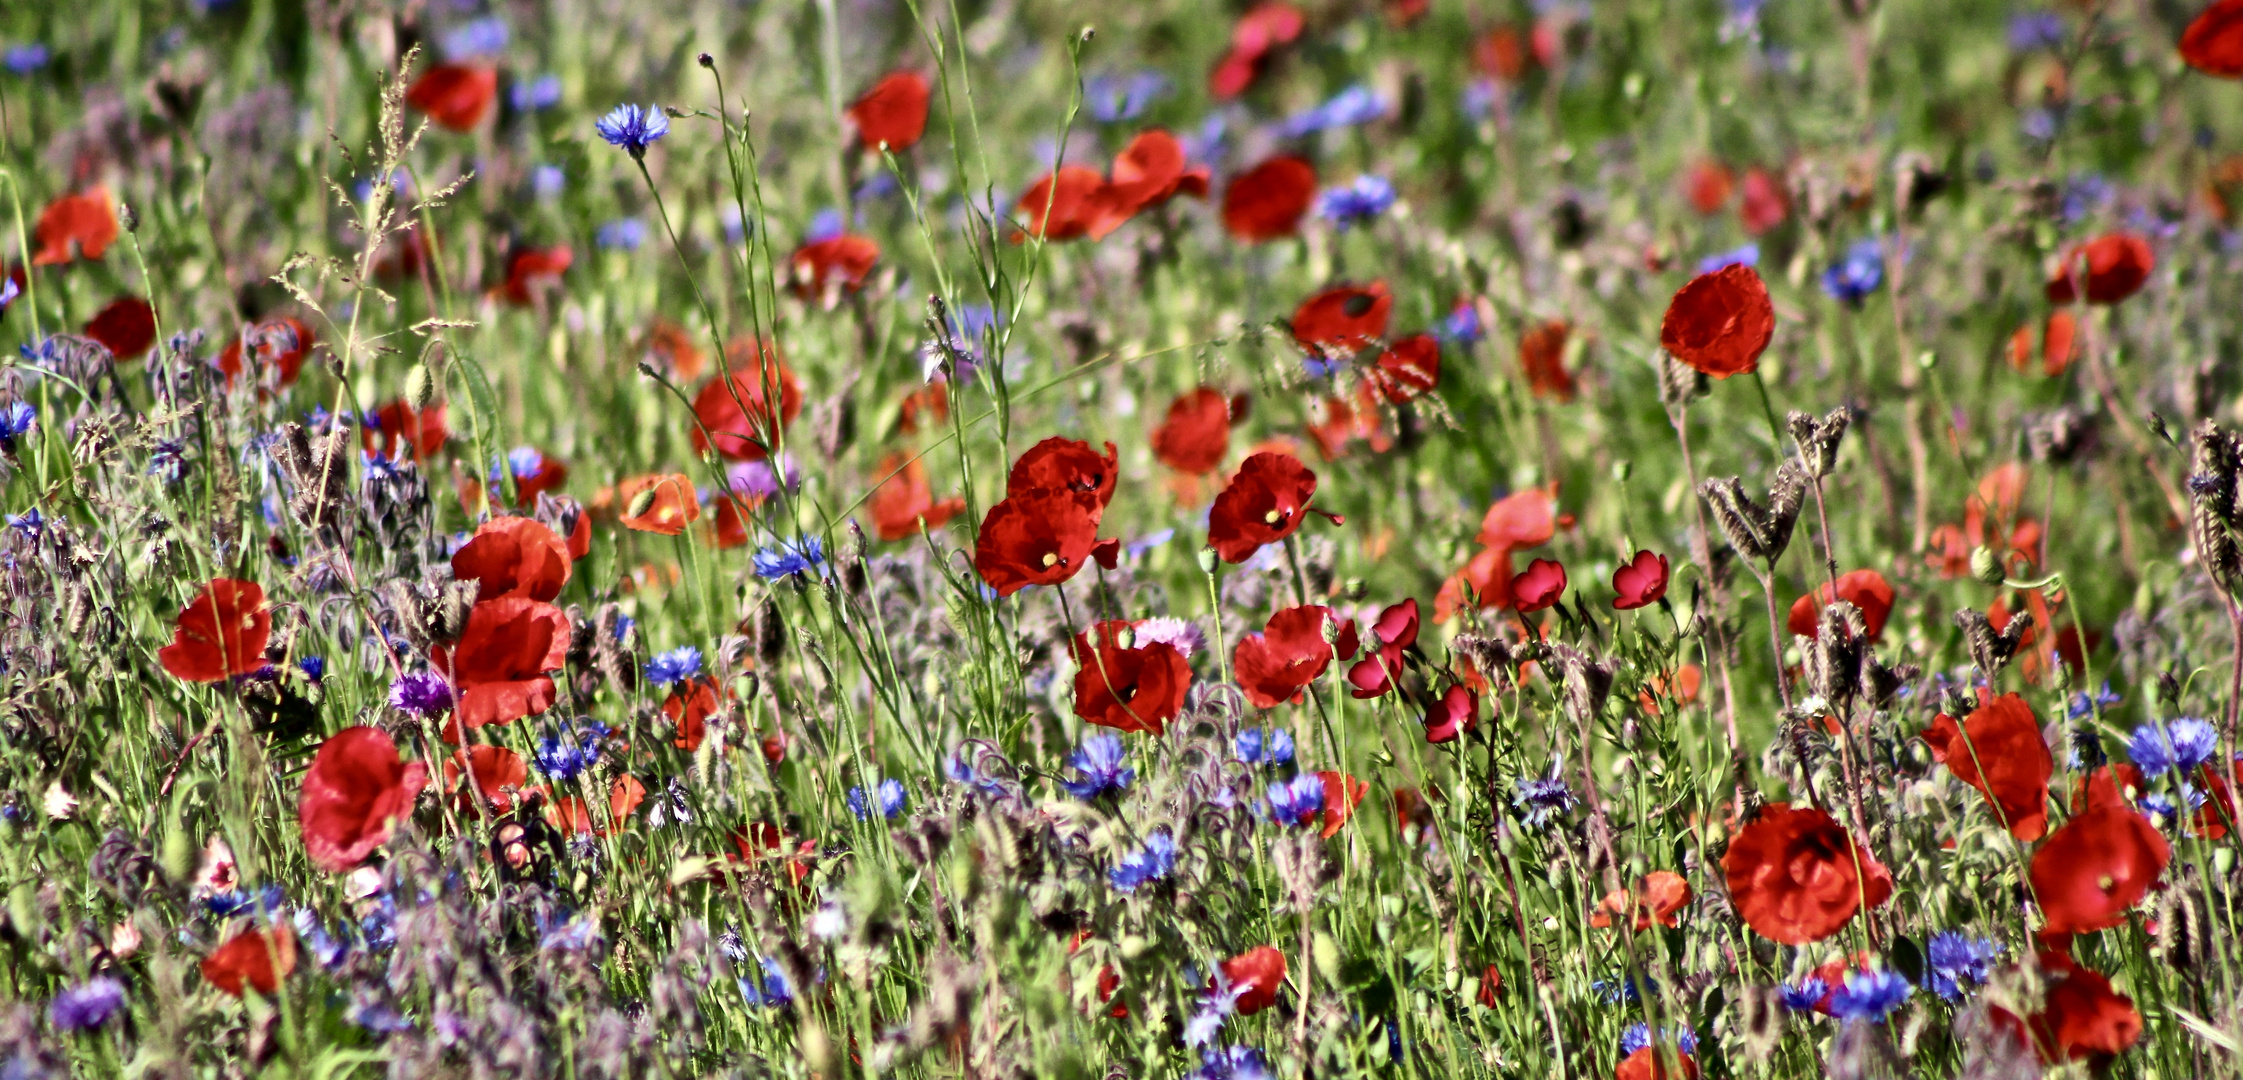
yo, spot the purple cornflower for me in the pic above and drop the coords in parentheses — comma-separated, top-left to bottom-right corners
(646, 646, 703, 688)
(1266, 774, 1325, 827)
(1779, 976, 1828, 1012)
(440, 16, 508, 60)
(595, 218, 646, 251)
(1442, 300, 1484, 345)
(512, 75, 562, 113)
(1315, 175, 1397, 231)
(1828, 969, 1912, 1023)
(1924, 931, 2001, 1002)
(3, 45, 49, 75)
(2128, 717, 2219, 778)
(595, 103, 669, 158)
(1191, 1045, 1273, 1080)
(534, 726, 602, 781)
(728, 455, 801, 500)
(388, 672, 453, 716)
(847, 779, 910, 821)
(753, 537, 826, 581)
(1061, 733, 1135, 799)
(739, 956, 793, 1007)
(1820, 238, 1885, 305)
(1698, 244, 1759, 273)
(1618, 1023, 1697, 1056)
(1280, 85, 1386, 137)
(1511, 775, 1574, 828)
(1234, 727, 1295, 767)
(1109, 829, 1177, 893)
(48, 977, 127, 1031)
(0, 400, 34, 451)
(2009, 11, 2068, 52)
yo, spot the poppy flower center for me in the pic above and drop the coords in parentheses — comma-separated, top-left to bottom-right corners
(1042, 552, 1062, 568)
(1343, 293, 1375, 317)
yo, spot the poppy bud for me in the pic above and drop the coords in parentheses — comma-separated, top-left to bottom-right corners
(1319, 612, 1344, 645)
(403, 363, 436, 412)
(1968, 545, 2004, 586)
(117, 203, 138, 233)
(626, 485, 661, 520)
(1196, 546, 1219, 575)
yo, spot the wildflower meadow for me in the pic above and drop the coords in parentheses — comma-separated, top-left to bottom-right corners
(8, 0, 2243, 1076)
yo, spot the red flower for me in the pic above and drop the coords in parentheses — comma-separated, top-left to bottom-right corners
(550, 776, 646, 837)
(362, 399, 449, 462)
(868, 452, 967, 541)
(405, 64, 499, 131)
(498, 245, 572, 305)
(641, 319, 708, 382)
(85, 296, 157, 360)
(973, 488, 1113, 597)
(1590, 870, 1693, 931)
(429, 597, 570, 734)
(691, 343, 804, 461)
(446, 745, 528, 814)
(2029, 804, 2169, 934)
(215, 316, 317, 389)
(32, 188, 117, 266)
(2182, 0, 2243, 77)
(1990, 952, 2144, 1065)
(159, 579, 272, 682)
(618, 473, 701, 536)
(1920, 693, 2053, 841)
(1683, 160, 1734, 215)
(1721, 802, 1892, 944)
(1615, 1048, 1700, 1080)
(1477, 486, 1557, 549)
(1152, 388, 1233, 475)
(1659, 263, 1775, 379)
(1423, 684, 1479, 743)
(202, 926, 297, 998)
(1209, 3, 1305, 98)
(452, 516, 571, 602)
(1371, 333, 1440, 402)
(896, 382, 948, 435)
(1787, 568, 1895, 638)
(1014, 166, 1108, 242)
(1511, 558, 1567, 612)
(1233, 605, 1359, 708)
(1207, 451, 1320, 563)
(1739, 166, 1790, 235)
(1347, 598, 1420, 698)
(664, 677, 722, 751)
(1069, 620, 1193, 735)
(1318, 771, 1367, 838)
(1611, 550, 1670, 610)
(1474, 26, 1529, 80)
(1304, 384, 1394, 461)
(1092, 129, 1211, 238)
(1221, 156, 1318, 241)
(299, 726, 429, 872)
(1219, 945, 1289, 1014)
(1517, 320, 1575, 401)
(789, 235, 880, 297)
(1477, 964, 1503, 1007)
(848, 71, 932, 150)
(1007, 436, 1120, 514)
(2044, 233, 2154, 305)
(1290, 281, 1393, 356)
(2009, 310, 2077, 377)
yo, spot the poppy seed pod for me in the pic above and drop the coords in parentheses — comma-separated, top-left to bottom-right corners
(1787, 407, 1849, 477)
(1955, 607, 2030, 677)
(752, 601, 786, 665)
(1657, 352, 1708, 407)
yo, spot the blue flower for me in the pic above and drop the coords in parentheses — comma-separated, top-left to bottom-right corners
(4, 507, 43, 541)
(48, 977, 127, 1031)
(595, 103, 670, 158)
(537, 910, 602, 952)
(1062, 733, 1136, 799)
(205, 884, 285, 918)
(1619, 1023, 1698, 1056)
(2068, 681, 2120, 721)
(595, 218, 646, 251)
(1593, 976, 1653, 1004)
(1460, 79, 1503, 121)
(805, 207, 846, 243)
(1778, 977, 1828, 1012)
(3, 45, 49, 75)
(0, 399, 35, 451)
(149, 439, 189, 482)
(1266, 773, 1325, 827)
(534, 727, 602, 782)
(1820, 238, 1885, 305)
(2021, 108, 2059, 142)
(1698, 244, 1760, 273)
(0, 275, 17, 316)
(1280, 85, 1386, 137)
(512, 75, 563, 113)
(293, 907, 351, 969)
(1234, 727, 1295, 767)
(297, 656, 326, 682)
(529, 164, 566, 199)
(1924, 931, 2001, 1002)
(1315, 175, 1396, 231)
(2127, 717, 2219, 778)
(492, 446, 552, 485)
(2009, 11, 2068, 52)
(1442, 301, 1484, 345)
(388, 672, 453, 716)
(1191, 1045, 1273, 1080)
(944, 749, 1010, 797)
(1511, 776, 1575, 828)
(739, 956, 793, 1007)
(647, 646, 703, 688)
(1109, 829, 1177, 893)
(1828, 969, 1912, 1023)
(440, 16, 508, 60)
(1085, 71, 1169, 123)
(848, 779, 910, 821)
(753, 537, 827, 580)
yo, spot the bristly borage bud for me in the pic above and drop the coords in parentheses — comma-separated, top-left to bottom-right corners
(1807, 600, 1867, 704)
(840, 520, 869, 596)
(403, 363, 436, 412)
(750, 601, 786, 665)
(1786, 406, 1850, 478)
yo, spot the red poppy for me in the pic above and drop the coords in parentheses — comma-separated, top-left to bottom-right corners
(1474, 26, 1529, 80)
(1517, 320, 1575, 401)
(1436, 546, 1515, 620)
(215, 316, 317, 389)
(1615, 1048, 1700, 1080)
(1209, 3, 1305, 98)
(362, 399, 449, 462)
(1512, 558, 1567, 612)
(709, 496, 754, 550)
(1207, 451, 1320, 563)
(1991, 952, 2144, 1065)
(1304, 384, 1394, 461)
(2071, 763, 2146, 815)
(1347, 597, 1420, 698)
(1740, 166, 1790, 235)
(2045, 233, 2154, 305)
(1477, 964, 1503, 1007)
(1478, 487, 1557, 549)
(692, 344, 804, 461)
(202, 926, 297, 998)
(1683, 161, 1734, 215)
(1007, 436, 1120, 514)
(1920, 693, 2053, 841)
(1069, 620, 1193, 735)
(868, 452, 967, 541)
(1153, 388, 1233, 475)
(1371, 333, 1440, 402)
(1423, 684, 1479, 743)
(1015, 166, 1108, 242)
(1233, 605, 1360, 708)
(896, 382, 949, 435)
(618, 473, 701, 536)
(2183, 0, 2243, 76)
(848, 71, 932, 150)
(2029, 804, 2169, 934)
(446, 745, 528, 814)
(1221, 156, 1317, 242)
(1659, 263, 1775, 379)
(789, 235, 880, 297)
(452, 516, 571, 603)
(641, 319, 708, 382)
(429, 597, 570, 734)
(495, 448, 570, 507)
(299, 726, 429, 872)
(32, 187, 118, 266)
(550, 776, 646, 837)
(1318, 771, 1367, 838)
(1639, 664, 1702, 715)
(1787, 569, 1895, 638)
(1590, 870, 1692, 931)
(498, 245, 572, 305)
(159, 579, 272, 682)
(85, 296, 157, 360)
(2009, 310, 2077, 377)
(973, 488, 1113, 597)
(1611, 550, 1670, 610)
(405, 64, 499, 132)
(1721, 802, 1892, 944)
(1092, 129, 1211, 239)
(1291, 281, 1392, 356)
(1220, 945, 1289, 1013)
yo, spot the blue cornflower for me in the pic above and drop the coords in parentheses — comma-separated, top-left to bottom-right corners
(537, 910, 601, 952)
(1442, 301, 1484, 345)
(1828, 969, 1912, 1023)
(388, 672, 453, 716)
(347, 998, 415, 1035)
(805, 207, 846, 243)
(293, 907, 351, 969)
(0, 400, 35, 450)
(2061, 174, 2112, 225)
(2, 507, 38, 541)
(3, 45, 49, 75)
(2068, 681, 2120, 720)
(1191, 1045, 1273, 1080)
(1820, 238, 1885, 305)
(753, 537, 827, 581)
(944, 749, 1009, 797)
(1592, 976, 1652, 1004)
(1280, 85, 1386, 137)
(1619, 1023, 1699, 1057)
(1184, 976, 1248, 1047)
(2008, 11, 2068, 51)
(205, 884, 285, 918)
(1062, 733, 1136, 799)
(848, 779, 910, 821)
(512, 75, 563, 113)
(1234, 727, 1295, 767)
(1779, 977, 1828, 1012)
(595, 103, 669, 158)
(1109, 829, 1178, 893)
(647, 645, 702, 688)
(2022, 108, 2059, 142)
(440, 16, 508, 60)
(739, 956, 793, 1007)
(2128, 717, 2220, 777)
(529, 164, 566, 199)
(48, 977, 127, 1031)
(1266, 773, 1325, 827)
(1460, 79, 1503, 122)
(1698, 244, 1759, 273)
(1315, 175, 1397, 231)
(534, 727, 602, 781)
(1924, 931, 2001, 1002)
(595, 218, 646, 251)
(297, 656, 326, 682)
(0, 275, 17, 315)
(1511, 775, 1575, 828)
(492, 446, 551, 485)
(1084, 71, 1169, 123)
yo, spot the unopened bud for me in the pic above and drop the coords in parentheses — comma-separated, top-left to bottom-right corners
(1196, 547, 1219, 575)
(1969, 545, 2004, 586)
(697, 52, 715, 68)
(117, 203, 139, 233)
(1611, 460, 1632, 482)
(627, 486, 660, 520)
(403, 363, 436, 412)
(1320, 613, 1343, 645)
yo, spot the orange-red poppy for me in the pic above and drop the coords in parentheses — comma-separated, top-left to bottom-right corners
(32, 188, 118, 266)
(848, 71, 932, 150)
(1221, 156, 1317, 241)
(1787, 568, 1896, 639)
(789, 234, 880, 297)
(692, 342, 803, 462)
(362, 399, 449, 462)
(498, 245, 572, 305)
(973, 487, 1112, 596)
(2029, 804, 2168, 935)
(2182, 0, 2243, 77)
(867, 452, 967, 541)
(429, 597, 570, 734)
(1518, 319, 1575, 401)
(85, 296, 157, 360)
(405, 64, 499, 132)
(618, 473, 701, 535)
(1152, 388, 1233, 476)
(446, 744, 528, 814)
(453, 516, 571, 602)
(158, 579, 271, 683)
(1371, 333, 1441, 403)
(1209, 3, 1305, 98)
(666, 677, 724, 751)
(1220, 945, 1289, 1013)
(1069, 620, 1193, 735)
(1683, 160, 1734, 215)
(1234, 605, 1359, 708)
(2044, 233, 2154, 305)
(215, 316, 317, 389)
(1659, 263, 1774, 378)
(1207, 450, 1319, 563)
(202, 926, 297, 998)
(1740, 166, 1790, 235)
(1014, 166, 1108, 242)
(298, 726, 429, 872)
(1920, 692, 2053, 841)
(1722, 802, 1891, 944)
(1589, 870, 1693, 931)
